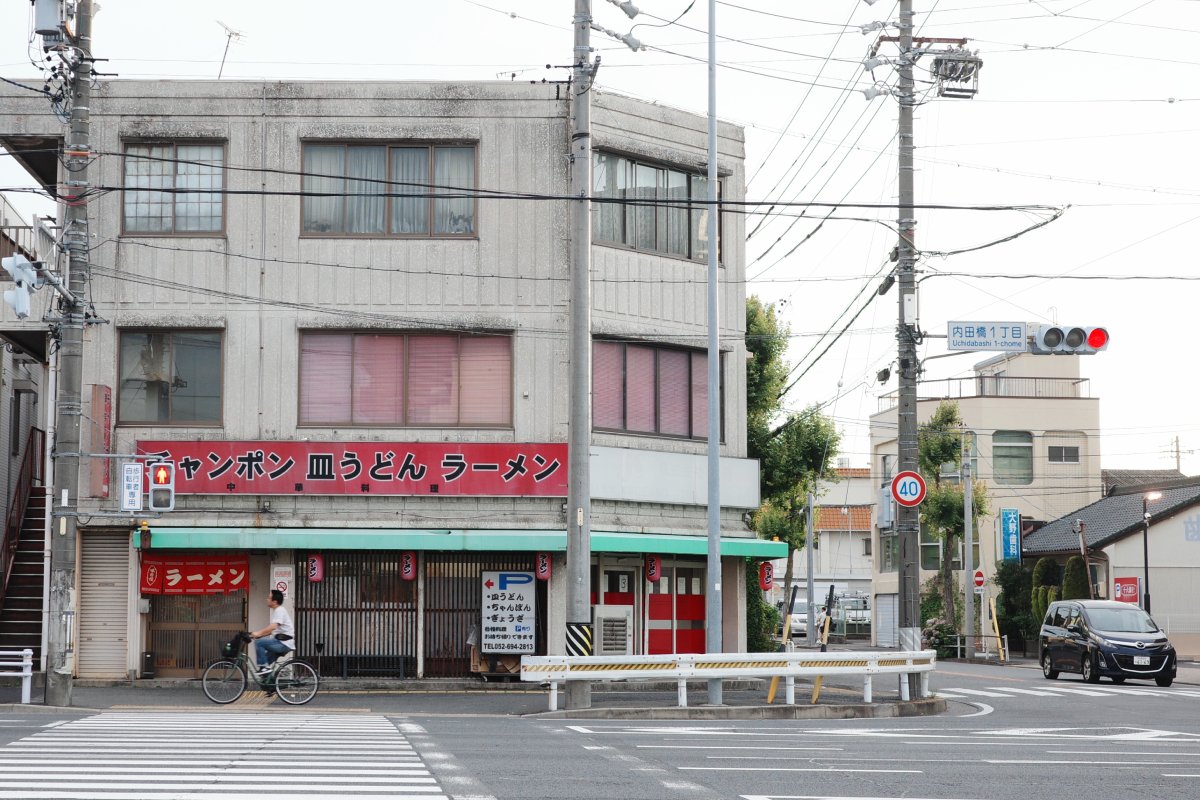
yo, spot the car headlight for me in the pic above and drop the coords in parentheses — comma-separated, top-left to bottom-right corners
(1091, 634, 1111, 647)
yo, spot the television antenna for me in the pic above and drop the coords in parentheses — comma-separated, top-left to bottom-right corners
(216, 20, 245, 80)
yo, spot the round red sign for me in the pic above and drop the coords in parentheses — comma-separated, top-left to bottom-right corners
(890, 470, 927, 507)
(973, 569, 986, 588)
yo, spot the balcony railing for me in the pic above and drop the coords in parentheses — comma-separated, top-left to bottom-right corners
(878, 376, 1091, 413)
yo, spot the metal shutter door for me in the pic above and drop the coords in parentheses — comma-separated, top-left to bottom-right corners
(874, 593, 899, 648)
(78, 533, 130, 678)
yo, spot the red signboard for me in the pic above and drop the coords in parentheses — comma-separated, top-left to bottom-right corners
(136, 441, 568, 497)
(400, 551, 418, 581)
(140, 556, 249, 595)
(646, 555, 662, 583)
(1114, 576, 1141, 604)
(758, 561, 774, 592)
(306, 554, 325, 582)
(535, 552, 552, 581)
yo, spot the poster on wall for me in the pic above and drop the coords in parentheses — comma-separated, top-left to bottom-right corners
(271, 564, 294, 598)
(481, 571, 536, 653)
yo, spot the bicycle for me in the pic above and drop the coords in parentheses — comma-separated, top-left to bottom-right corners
(202, 632, 319, 705)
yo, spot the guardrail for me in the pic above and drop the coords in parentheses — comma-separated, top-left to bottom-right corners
(0, 648, 33, 704)
(520, 650, 936, 711)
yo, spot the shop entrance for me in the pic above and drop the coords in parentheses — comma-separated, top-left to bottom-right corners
(146, 593, 246, 678)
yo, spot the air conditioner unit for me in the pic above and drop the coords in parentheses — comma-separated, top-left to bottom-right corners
(594, 605, 633, 656)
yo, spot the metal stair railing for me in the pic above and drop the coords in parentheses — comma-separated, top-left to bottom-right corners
(0, 428, 46, 610)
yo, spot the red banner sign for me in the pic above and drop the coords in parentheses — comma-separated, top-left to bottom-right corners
(646, 555, 662, 583)
(758, 561, 774, 592)
(535, 552, 552, 581)
(136, 441, 568, 497)
(400, 551, 418, 581)
(140, 556, 249, 595)
(1114, 576, 1141, 604)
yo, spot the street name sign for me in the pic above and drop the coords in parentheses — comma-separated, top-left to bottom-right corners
(947, 321, 1027, 352)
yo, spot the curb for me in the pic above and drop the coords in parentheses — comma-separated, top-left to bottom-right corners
(532, 697, 946, 720)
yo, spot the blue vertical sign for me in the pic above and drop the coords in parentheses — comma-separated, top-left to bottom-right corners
(1001, 508, 1021, 562)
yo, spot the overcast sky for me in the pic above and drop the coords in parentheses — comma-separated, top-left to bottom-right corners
(2, 0, 1197, 483)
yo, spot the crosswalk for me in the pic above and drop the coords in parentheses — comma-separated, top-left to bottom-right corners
(0, 711, 446, 799)
(936, 684, 1200, 701)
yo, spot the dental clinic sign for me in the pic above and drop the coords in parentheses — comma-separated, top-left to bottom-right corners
(481, 571, 536, 653)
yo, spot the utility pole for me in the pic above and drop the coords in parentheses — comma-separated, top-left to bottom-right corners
(805, 491, 816, 642)
(46, 0, 93, 707)
(962, 451, 974, 659)
(565, 0, 595, 711)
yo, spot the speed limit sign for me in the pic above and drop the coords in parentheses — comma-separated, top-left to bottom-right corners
(891, 470, 927, 507)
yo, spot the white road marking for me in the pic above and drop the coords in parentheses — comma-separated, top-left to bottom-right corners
(637, 745, 843, 751)
(985, 687, 1060, 697)
(936, 688, 1013, 698)
(957, 702, 994, 718)
(740, 795, 978, 800)
(661, 780, 707, 790)
(683, 767, 922, 774)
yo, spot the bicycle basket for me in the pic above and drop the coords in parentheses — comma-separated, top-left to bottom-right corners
(221, 632, 250, 658)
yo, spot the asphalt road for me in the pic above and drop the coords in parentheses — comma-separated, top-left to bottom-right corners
(2, 660, 1199, 799)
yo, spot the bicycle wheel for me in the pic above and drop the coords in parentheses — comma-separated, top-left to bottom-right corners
(275, 660, 319, 705)
(202, 660, 247, 704)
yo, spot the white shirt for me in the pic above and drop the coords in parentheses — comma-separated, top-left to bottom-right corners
(270, 605, 295, 651)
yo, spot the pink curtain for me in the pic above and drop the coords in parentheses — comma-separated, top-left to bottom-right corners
(593, 342, 624, 429)
(352, 335, 404, 423)
(459, 336, 512, 425)
(626, 346, 656, 433)
(300, 334, 352, 424)
(407, 336, 459, 425)
(658, 349, 689, 436)
(690, 351, 708, 440)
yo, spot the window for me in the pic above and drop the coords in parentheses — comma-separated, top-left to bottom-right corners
(993, 430, 1033, 485)
(592, 152, 720, 262)
(301, 143, 476, 236)
(298, 332, 511, 427)
(123, 143, 224, 234)
(118, 331, 222, 424)
(1049, 445, 1080, 464)
(938, 431, 978, 484)
(920, 526, 980, 572)
(592, 340, 718, 440)
(878, 530, 899, 573)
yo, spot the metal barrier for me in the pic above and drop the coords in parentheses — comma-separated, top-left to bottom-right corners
(0, 649, 33, 704)
(520, 650, 936, 711)
(950, 634, 1009, 662)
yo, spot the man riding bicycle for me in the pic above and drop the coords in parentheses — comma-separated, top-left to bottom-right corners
(251, 589, 295, 674)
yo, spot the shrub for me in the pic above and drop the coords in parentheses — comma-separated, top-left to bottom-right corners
(1061, 556, 1090, 600)
(994, 560, 1036, 642)
(744, 560, 779, 652)
(1032, 556, 1060, 588)
(1031, 585, 1048, 626)
(922, 617, 959, 659)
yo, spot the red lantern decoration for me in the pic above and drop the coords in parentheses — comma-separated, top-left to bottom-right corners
(400, 551, 417, 581)
(646, 555, 662, 583)
(758, 561, 774, 592)
(535, 552, 552, 580)
(306, 554, 325, 582)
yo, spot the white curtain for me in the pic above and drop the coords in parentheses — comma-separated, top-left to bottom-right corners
(391, 147, 429, 234)
(434, 147, 475, 234)
(302, 146, 345, 232)
(346, 146, 386, 234)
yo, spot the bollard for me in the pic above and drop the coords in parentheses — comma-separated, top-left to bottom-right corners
(548, 681, 558, 712)
(863, 675, 873, 704)
(677, 679, 688, 707)
(785, 676, 795, 705)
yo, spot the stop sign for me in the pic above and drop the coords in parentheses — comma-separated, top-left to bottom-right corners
(973, 569, 985, 588)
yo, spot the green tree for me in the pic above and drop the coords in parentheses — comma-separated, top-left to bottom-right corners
(993, 559, 1036, 643)
(744, 560, 779, 652)
(918, 401, 989, 623)
(1032, 556, 1060, 589)
(745, 297, 840, 615)
(1061, 556, 1090, 600)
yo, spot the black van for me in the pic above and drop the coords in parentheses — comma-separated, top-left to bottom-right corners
(1039, 600, 1176, 686)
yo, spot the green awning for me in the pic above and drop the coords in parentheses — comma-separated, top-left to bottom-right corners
(146, 527, 786, 558)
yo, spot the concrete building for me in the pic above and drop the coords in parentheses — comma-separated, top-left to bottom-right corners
(869, 352, 1103, 646)
(0, 80, 778, 679)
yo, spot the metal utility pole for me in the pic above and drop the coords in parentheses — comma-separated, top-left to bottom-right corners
(704, 0, 723, 707)
(805, 491, 816, 642)
(894, 0, 922, 698)
(47, 0, 93, 707)
(962, 454, 974, 659)
(565, 0, 595, 711)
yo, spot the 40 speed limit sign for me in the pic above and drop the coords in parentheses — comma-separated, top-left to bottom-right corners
(890, 470, 927, 508)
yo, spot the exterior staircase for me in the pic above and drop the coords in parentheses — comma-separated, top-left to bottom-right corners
(0, 488, 46, 664)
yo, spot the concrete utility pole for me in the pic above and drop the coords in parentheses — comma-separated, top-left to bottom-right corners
(565, 0, 595, 711)
(805, 491, 816, 642)
(46, 0, 93, 707)
(704, 0, 723, 707)
(962, 452, 974, 658)
(894, 0, 922, 697)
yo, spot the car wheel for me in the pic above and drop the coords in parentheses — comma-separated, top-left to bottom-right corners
(1156, 675, 1174, 688)
(1111, 676, 1126, 684)
(1041, 651, 1059, 680)
(1082, 653, 1100, 684)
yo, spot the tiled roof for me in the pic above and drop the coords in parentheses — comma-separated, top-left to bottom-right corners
(1023, 480, 1200, 555)
(835, 467, 870, 478)
(816, 505, 872, 531)
(1102, 469, 1186, 495)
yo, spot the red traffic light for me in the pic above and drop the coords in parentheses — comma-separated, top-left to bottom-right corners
(1087, 327, 1108, 349)
(151, 464, 173, 485)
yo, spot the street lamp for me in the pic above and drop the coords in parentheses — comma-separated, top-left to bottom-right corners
(1142, 491, 1162, 613)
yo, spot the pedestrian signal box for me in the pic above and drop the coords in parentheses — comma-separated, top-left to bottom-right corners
(148, 461, 175, 512)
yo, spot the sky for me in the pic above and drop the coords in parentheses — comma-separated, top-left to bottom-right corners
(2, 0, 1198, 477)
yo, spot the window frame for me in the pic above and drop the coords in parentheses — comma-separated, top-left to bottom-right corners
(121, 141, 227, 237)
(992, 430, 1034, 485)
(1048, 444, 1080, 464)
(116, 329, 224, 427)
(591, 339, 723, 442)
(591, 150, 724, 264)
(299, 141, 479, 239)
(296, 330, 513, 429)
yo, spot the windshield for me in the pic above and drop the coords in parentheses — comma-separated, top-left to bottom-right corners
(1086, 607, 1159, 633)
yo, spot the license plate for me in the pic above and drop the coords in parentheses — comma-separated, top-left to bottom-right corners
(1134, 655, 1150, 666)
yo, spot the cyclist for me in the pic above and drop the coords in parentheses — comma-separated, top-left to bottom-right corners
(250, 589, 295, 675)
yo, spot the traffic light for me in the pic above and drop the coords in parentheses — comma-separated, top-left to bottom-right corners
(147, 461, 175, 512)
(1, 254, 40, 320)
(1030, 325, 1109, 355)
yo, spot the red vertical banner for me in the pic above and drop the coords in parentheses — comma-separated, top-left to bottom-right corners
(758, 561, 774, 592)
(535, 552, 552, 580)
(400, 551, 418, 581)
(645, 555, 662, 583)
(88, 385, 112, 498)
(306, 554, 324, 582)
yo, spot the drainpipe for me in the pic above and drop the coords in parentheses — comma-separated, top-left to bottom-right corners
(40, 345, 58, 672)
